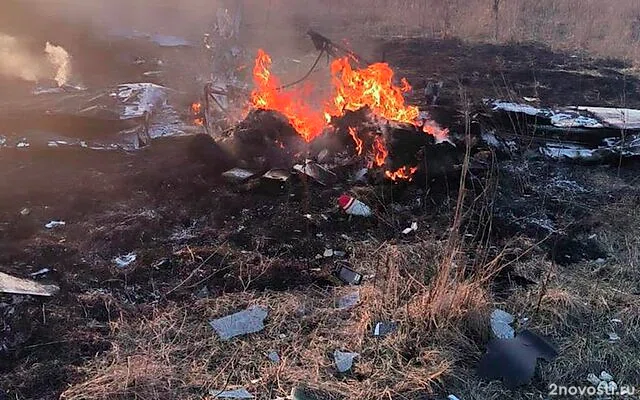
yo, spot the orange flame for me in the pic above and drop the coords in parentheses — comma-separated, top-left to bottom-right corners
(191, 102, 204, 126)
(348, 127, 363, 156)
(325, 58, 420, 125)
(385, 166, 418, 182)
(250, 49, 326, 142)
(372, 136, 388, 167)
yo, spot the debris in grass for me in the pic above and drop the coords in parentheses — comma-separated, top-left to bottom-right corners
(607, 332, 620, 343)
(599, 371, 613, 382)
(324, 249, 335, 258)
(373, 321, 398, 337)
(0, 272, 59, 297)
(262, 169, 291, 183)
(210, 388, 254, 399)
(338, 194, 372, 217)
(334, 350, 359, 372)
(587, 373, 601, 386)
(195, 286, 210, 299)
(490, 309, 516, 339)
(478, 329, 559, 388)
(402, 222, 418, 235)
(335, 265, 362, 285)
(266, 350, 280, 364)
(45, 220, 66, 229)
(447, 395, 462, 400)
(29, 268, 51, 278)
(337, 291, 360, 309)
(209, 306, 268, 340)
(19, 208, 30, 216)
(114, 252, 137, 269)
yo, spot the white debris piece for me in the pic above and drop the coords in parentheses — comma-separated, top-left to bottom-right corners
(402, 222, 418, 235)
(334, 350, 359, 372)
(210, 388, 254, 399)
(490, 309, 515, 339)
(600, 371, 614, 382)
(587, 373, 601, 386)
(337, 291, 360, 310)
(114, 253, 137, 269)
(608, 332, 620, 343)
(209, 306, 268, 341)
(45, 221, 66, 229)
(448, 395, 462, 400)
(0, 272, 59, 297)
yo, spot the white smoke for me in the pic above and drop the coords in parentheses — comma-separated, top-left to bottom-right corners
(0, 34, 72, 86)
(45, 42, 71, 86)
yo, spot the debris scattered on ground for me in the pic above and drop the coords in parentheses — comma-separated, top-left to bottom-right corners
(337, 291, 360, 310)
(586, 371, 618, 393)
(447, 395, 462, 400)
(0, 272, 59, 297)
(195, 286, 210, 299)
(607, 332, 620, 343)
(402, 222, 418, 235)
(478, 329, 559, 388)
(333, 350, 359, 373)
(373, 322, 398, 337)
(293, 161, 337, 186)
(19, 208, 30, 216)
(262, 169, 291, 183)
(335, 266, 363, 285)
(210, 388, 254, 399)
(222, 168, 257, 184)
(267, 350, 280, 364)
(338, 195, 372, 217)
(45, 220, 66, 229)
(290, 385, 343, 400)
(114, 252, 137, 269)
(490, 309, 516, 339)
(324, 249, 335, 258)
(28, 268, 51, 278)
(599, 371, 614, 382)
(209, 306, 268, 341)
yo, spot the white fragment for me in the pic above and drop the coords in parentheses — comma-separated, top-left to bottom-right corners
(587, 373, 601, 386)
(334, 350, 359, 373)
(323, 249, 334, 258)
(29, 268, 50, 277)
(448, 395, 462, 400)
(45, 221, 66, 229)
(600, 371, 614, 382)
(114, 253, 137, 269)
(209, 306, 268, 341)
(608, 332, 620, 342)
(490, 309, 515, 339)
(210, 388, 254, 399)
(337, 291, 360, 310)
(608, 381, 618, 392)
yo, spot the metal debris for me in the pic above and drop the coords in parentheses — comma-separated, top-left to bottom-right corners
(608, 332, 620, 343)
(490, 309, 515, 339)
(293, 161, 337, 186)
(222, 168, 257, 183)
(478, 329, 559, 388)
(0, 272, 59, 297)
(337, 291, 360, 310)
(19, 208, 30, 216)
(267, 350, 280, 364)
(599, 371, 613, 382)
(210, 388, 254, 399)
(114, 253, 137, 269)
(402, 222, 418, 235)
(447, 395, 462, 400)
(587, 373, 601, 386)
(334, 350, 359, 372)
(262, 169, 291, 183)
(29, 268, 51, 278)
(45, 221, 66, 229)
(209, 306, 268, 341)
(373, 322, 398, 337)
(335, 266, 362, 285)
(324, 249, 335, 258)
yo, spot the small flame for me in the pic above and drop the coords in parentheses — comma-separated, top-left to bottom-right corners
(348, 127, 363, 156)
(372, 136, 388, 167)
(191, 102, 204, 126)
(385, 166, 418, 182)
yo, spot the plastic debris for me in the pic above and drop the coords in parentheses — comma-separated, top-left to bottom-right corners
(20, 208, 30, 216)
(448, 395, 462, 400)
(373, 322, 398, 337)
(210, 388, 254, 399)
(324, 249, 334, 258)
(114, 253, 137, 269)
(490, 309, 515, 339)
(338, 195, 372, 217)
(337, 291, 360, 310)
(335, 266, 362, 285)
(402, 222, 418, 235)
(222, 168, 257, 184)
(0, 272, 59, 297)
(262, 169, 291, 183)
(267, 350, 280, 364)
(478, 329, 558, 388)
(587, 373, 601, 386)
(334, 350, 359, 372)
(45, 221, 66, 229)
(209, 306, 268, 341)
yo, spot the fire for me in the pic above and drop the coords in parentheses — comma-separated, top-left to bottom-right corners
(191, 102, 204, 126)
(385, 166, 418, 182)
(250, 49, 326, 142)
(325, 58, 420, 125)
(348, 127, 363, 155)
(372, 136, 388, 167)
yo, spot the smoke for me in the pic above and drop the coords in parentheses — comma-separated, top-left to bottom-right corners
(45, 42, 71, 86)
(0, 33, 72, 86)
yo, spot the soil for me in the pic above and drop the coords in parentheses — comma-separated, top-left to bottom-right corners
(2, 32, 640, 399)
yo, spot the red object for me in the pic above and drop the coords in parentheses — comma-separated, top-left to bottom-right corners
(338, 194, 355, 210)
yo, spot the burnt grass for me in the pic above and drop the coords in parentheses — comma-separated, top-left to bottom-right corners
(2, 38, 640, 399)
